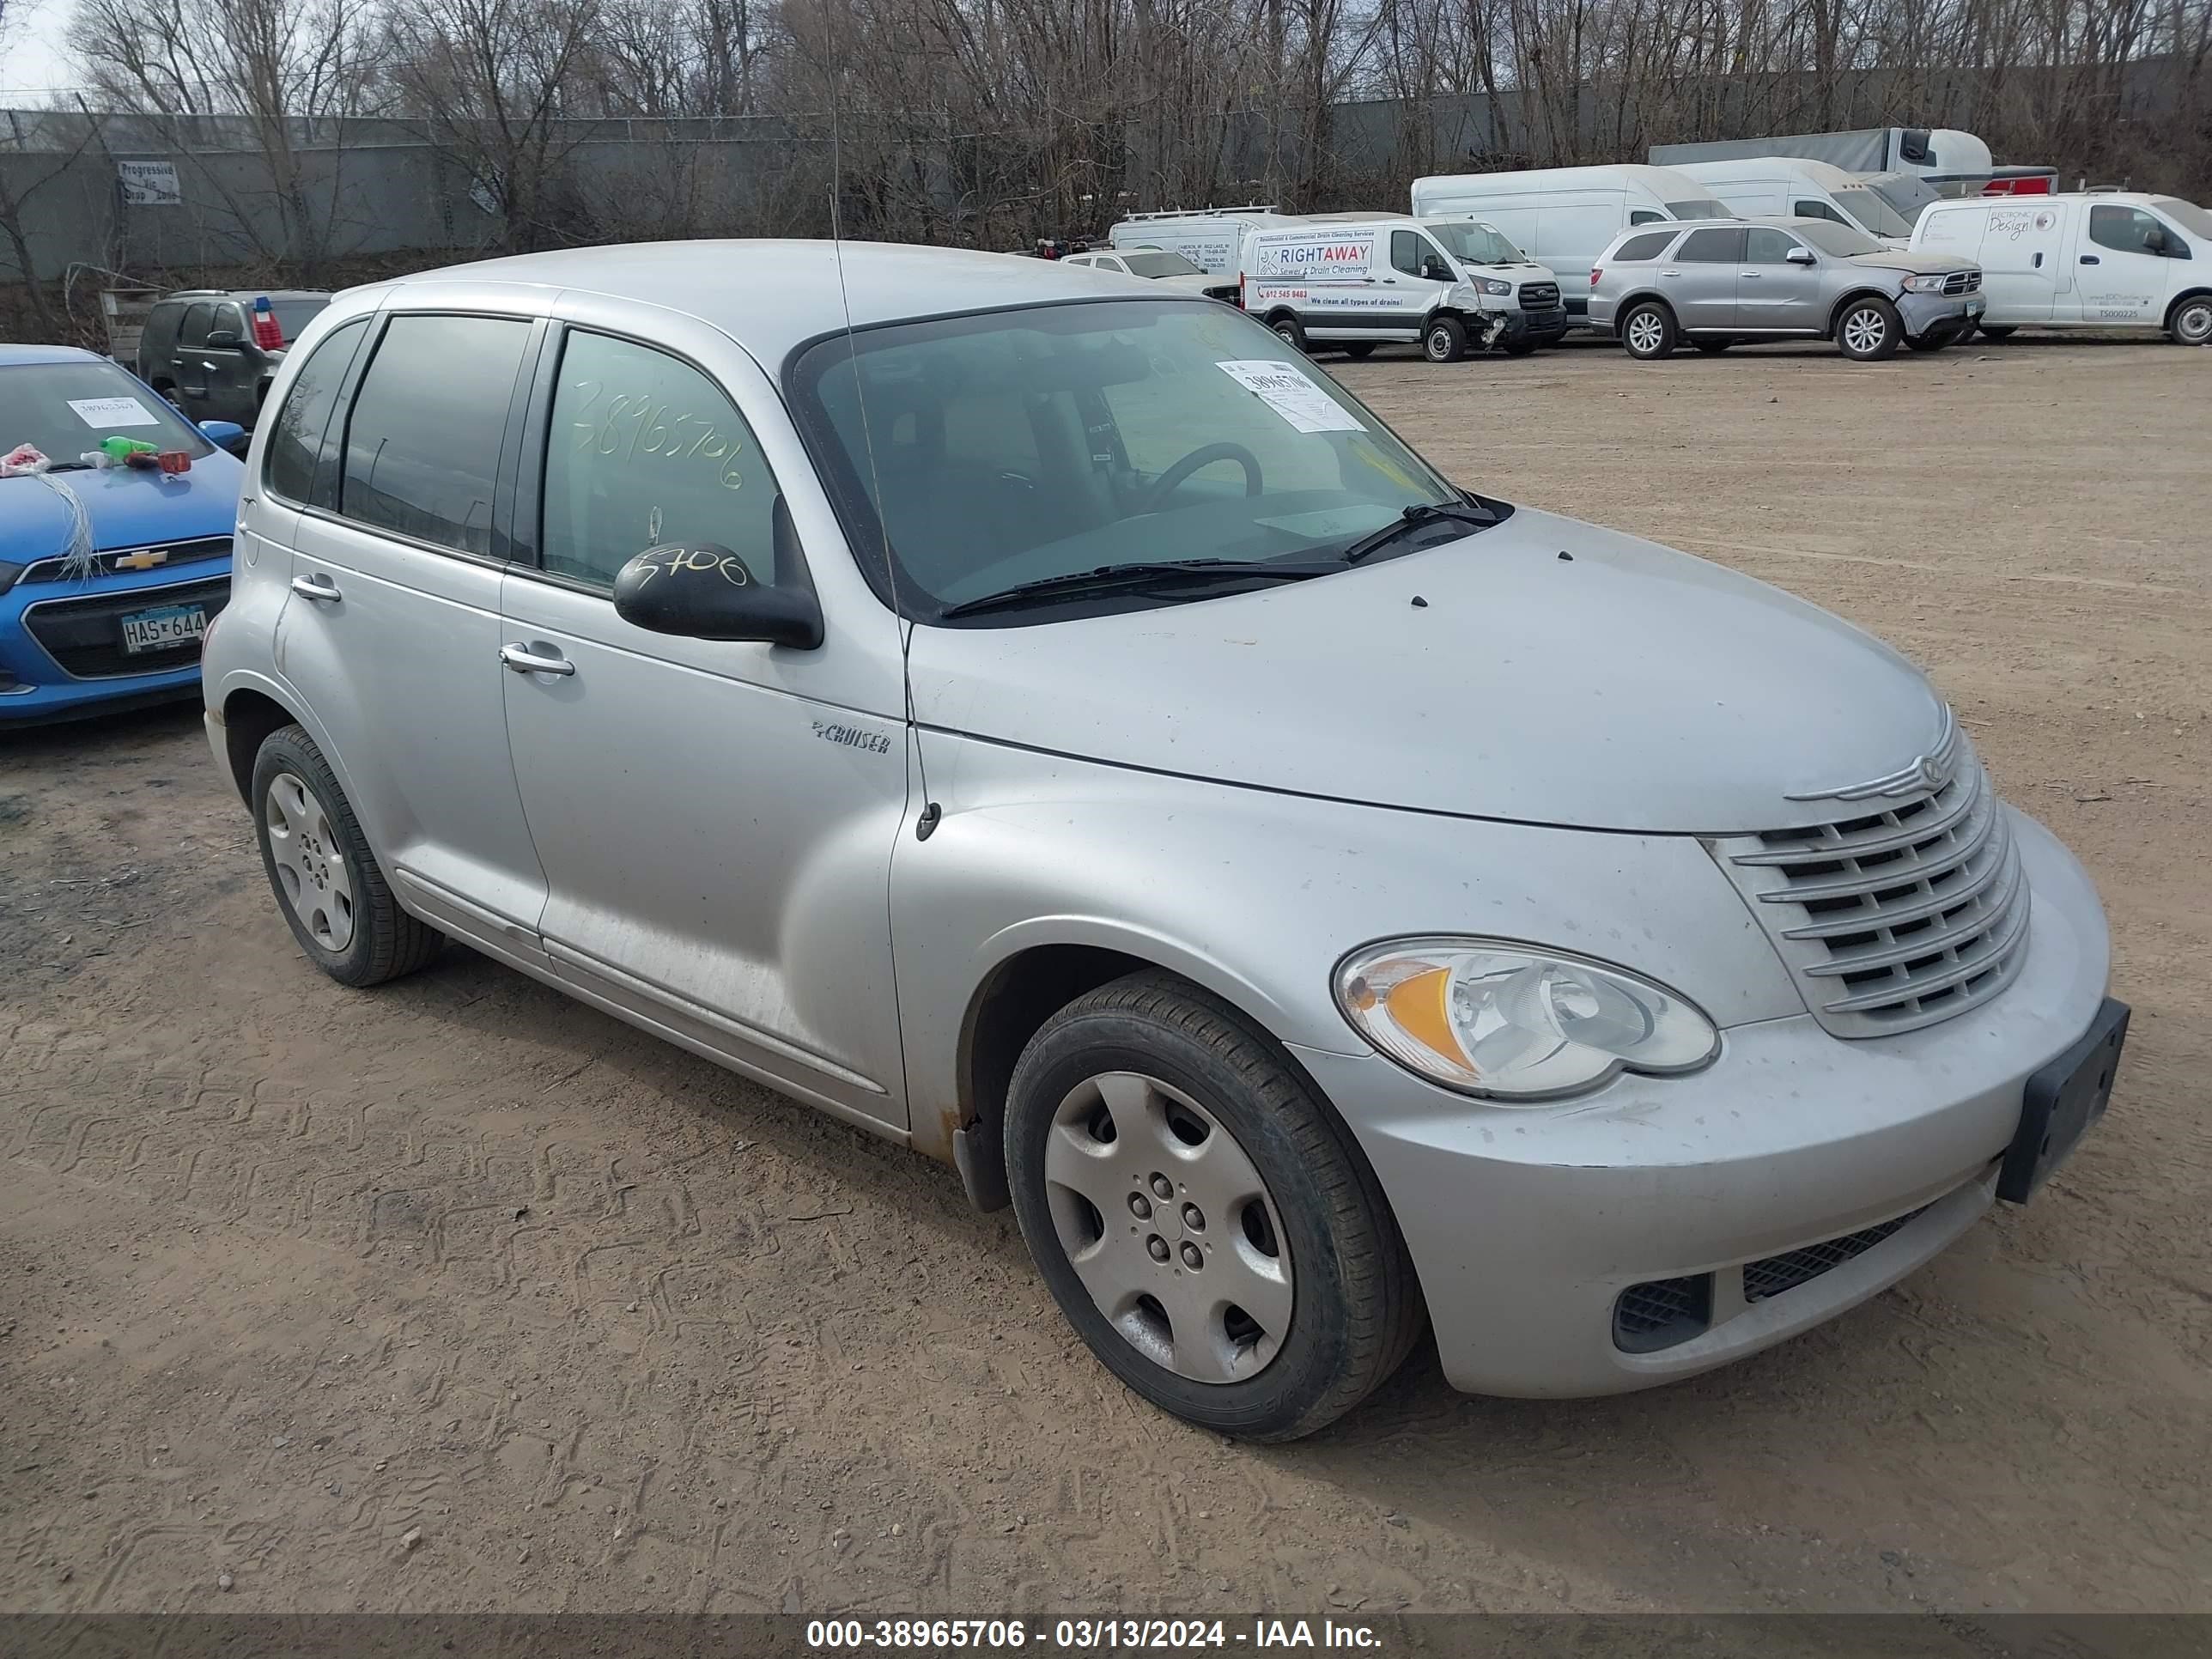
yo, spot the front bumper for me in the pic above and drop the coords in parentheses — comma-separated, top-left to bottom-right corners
(0, 567, 230, 725)
(1899, 289, 1985, 341)
(1498, 307, 1569, 342)
(1292, 808, 2112, 1397)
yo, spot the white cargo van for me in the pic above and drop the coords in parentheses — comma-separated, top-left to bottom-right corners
(1407, 166, 1735, 324)
(1669, 158, 1916, 246)
(1911, 192, 2212, 343)
(1107, 208, 1303, 276)
(1239, 216, 1567, 362)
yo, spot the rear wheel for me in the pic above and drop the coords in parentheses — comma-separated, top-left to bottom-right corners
(1620, 302, 1676, 361)
(1836, 296, 1903, 361)
(2170, 295, 2212, 347)
(1422, 317, 1468, 363)
(1340, 343, 1375, 360)
(1267, 313, 1307, 353)
(252, 725, 442, 988)
(1005, 971, 1425, 1442)
(1978, 324, 2017, 340)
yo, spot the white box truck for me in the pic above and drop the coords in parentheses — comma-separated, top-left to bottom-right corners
(1651, 128, 1995, 185)
(1407, 165, 1735, 325)
(1911, 193, 2212, 343)
(1239, 216, 1567, 362)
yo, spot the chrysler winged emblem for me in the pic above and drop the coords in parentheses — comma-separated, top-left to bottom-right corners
(1787, 707, 1960, 804)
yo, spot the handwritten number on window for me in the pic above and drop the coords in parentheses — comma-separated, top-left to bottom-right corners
(566, 377, 747, 490)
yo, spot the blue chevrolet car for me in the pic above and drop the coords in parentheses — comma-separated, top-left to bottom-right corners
(2, 344, 246, 725)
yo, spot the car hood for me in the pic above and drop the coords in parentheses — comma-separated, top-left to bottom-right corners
(1, 456, 242, 558)
(908, 506, 1949, 835)
(1850, 249, 1977, 275)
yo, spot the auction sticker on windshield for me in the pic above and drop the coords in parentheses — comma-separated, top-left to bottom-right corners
(69, 396, 161, 428)
(1214, 361, 1364, 434)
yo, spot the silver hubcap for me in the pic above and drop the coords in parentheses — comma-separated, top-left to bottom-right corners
(265, 771, 356, 951)
(1274, 325, 1297, 344)
(1844, 308, 1887, 354)
(1428, 330, 1450, 356)
(1626, 313, 1663, 355)
(2179, 304, 2212, 345)
(1043, 1072, 1293, 1384)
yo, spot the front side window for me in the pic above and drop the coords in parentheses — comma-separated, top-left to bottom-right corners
(539, 330, 781, 591)
(1391, 230, 1445, 277)
(1745, 228, 1805, 264)
(263, 317, 369, 505)
(208, 302, 246, 342)
(179, 303, 216, 349)
(339, 313, 532, 556)
(2090, 204, 2174, 257)
(1678, 226, 1747, 262)
(1613, 230, 1679, 263)
(789, 300, 1463, 623)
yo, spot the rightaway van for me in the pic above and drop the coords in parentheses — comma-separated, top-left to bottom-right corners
(1668, 158, 1917, 246)
(1911, 192, 2212, 344)
(1408, 166, 1735, 324)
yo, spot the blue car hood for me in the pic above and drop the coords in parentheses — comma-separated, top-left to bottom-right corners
(1, 456, 242, 560)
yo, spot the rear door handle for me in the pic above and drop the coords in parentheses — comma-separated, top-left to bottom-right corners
(1740, 270, 1763, 280)
(2080, 254, 2100, 264)
(2033, 252, 2044, 268)
(501, 643, 575, 677)
(290, 573, 340, 603)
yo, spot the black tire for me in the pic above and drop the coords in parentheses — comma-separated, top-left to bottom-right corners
(2169, 295, 2212, 347)
(1692, 337, 1735, 354)
(1619, 301, 1676, 361)
(1422, 316, 1468, 363)
(1835, 295, 1904, 361)
(251, 724, 442, 988)
(1978, 324, 2017, 340)
(1340, 343, 1376, 360)
(1267, 313, 1307, 353)
(1005, 970, 1425, 1443)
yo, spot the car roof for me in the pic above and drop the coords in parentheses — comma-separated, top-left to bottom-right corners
(377, 240, 1184, 365)
(155, 289, 332, 302)
(0, 343, 109, 368)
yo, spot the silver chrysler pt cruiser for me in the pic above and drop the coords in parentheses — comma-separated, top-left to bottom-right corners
(201, 241, 2125, 1441)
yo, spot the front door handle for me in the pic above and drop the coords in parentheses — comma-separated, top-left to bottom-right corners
(2033, 252, 2044, 268)
(2081, 254, 2100, 264)
(500, 643, 575, 677)
(290, 573, 340, 603)
(1740, 270, 1763, 280)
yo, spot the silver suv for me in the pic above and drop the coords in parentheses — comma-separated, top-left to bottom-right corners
(1591, 217, 1984, 360)
(202, 242, 2120, 1441)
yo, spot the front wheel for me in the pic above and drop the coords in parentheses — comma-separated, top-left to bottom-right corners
(2171, 295, 2212, 347)
(1005, 972, 1425, 1442)
(1619, 302, 1676, 361)
(1836, 296, 1904, 361)
(1267, 313, 1308, 353)
(1422, 317, 1468, 363)
(252, 724, 443, 987)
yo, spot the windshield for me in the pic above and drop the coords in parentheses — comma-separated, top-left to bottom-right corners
(2152, 197, 2212, 240)
(1829, 185, 1913, 239)
(790, 299, 1463, 623)
(1429, 221, 1524, 265)
(269, 298, 330, 343)
(1864, 171, 1941, 226)
(0, 359, 215, 464)
(1121, 251, 1203, 278)
(1665, 199, 1734, 221)
(1796, 220, 1886, 258)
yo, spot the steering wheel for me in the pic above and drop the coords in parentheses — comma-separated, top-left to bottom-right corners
(1143, 442, 1262, 513)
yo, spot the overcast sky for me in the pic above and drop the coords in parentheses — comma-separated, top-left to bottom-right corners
(2, 0, 84, 104)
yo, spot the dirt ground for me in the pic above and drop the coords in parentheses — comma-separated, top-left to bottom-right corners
(3, 335, 2208, 1619)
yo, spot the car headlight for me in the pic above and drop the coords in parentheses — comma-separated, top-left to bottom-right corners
(1900, 274, 1952, 294)
(1474, 276, 1514, 297)
(1334, 938, 1719, 1102)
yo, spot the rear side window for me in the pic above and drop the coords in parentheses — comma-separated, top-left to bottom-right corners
(1678, 227, 1747, 262)
(263, 317, 369, 506)
(211, 302, 246, 343)
(340, 313, 532, 557)
(538, 330, 781, 591)
(1613, 231, 1677, 263)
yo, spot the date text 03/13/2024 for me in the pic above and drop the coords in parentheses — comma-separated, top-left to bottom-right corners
(805, 1619, 1386, 1650)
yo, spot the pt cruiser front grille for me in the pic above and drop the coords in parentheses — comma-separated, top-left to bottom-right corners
(1711, 721, 2031, 1038)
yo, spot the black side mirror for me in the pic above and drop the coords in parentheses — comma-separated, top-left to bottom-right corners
(613, 540, 823, 647)
(204, 328, 242, 347)
(1421, 258, 1453, 282)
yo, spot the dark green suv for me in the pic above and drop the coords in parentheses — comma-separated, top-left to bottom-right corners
(135, 289, 331, 428)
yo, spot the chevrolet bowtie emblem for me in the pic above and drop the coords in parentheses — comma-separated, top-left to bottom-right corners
(113, 549, 170, 570)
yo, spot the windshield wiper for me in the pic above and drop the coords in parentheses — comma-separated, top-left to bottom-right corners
(1340, 500, 1499, 564)
(938, 559, 1341, 619)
